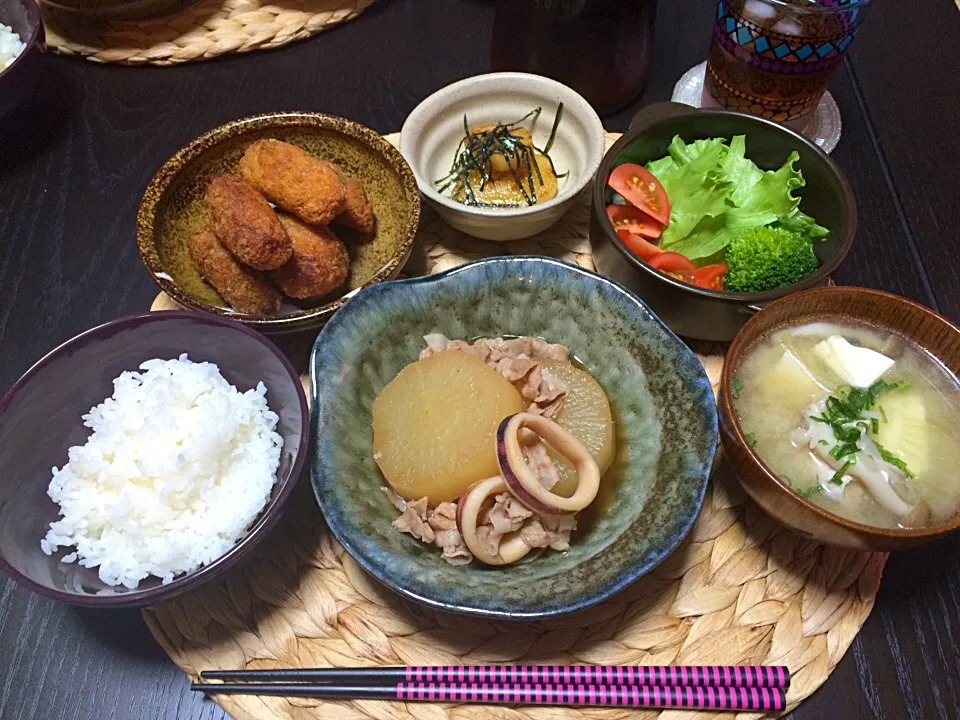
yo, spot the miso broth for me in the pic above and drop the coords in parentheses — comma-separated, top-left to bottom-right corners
(735, 321, 960, 529)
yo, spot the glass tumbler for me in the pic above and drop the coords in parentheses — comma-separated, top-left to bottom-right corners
(703, 0, 870, 128)
(490, 0, 658, 115)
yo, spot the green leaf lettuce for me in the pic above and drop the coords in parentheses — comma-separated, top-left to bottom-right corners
(641, 135, 828, 262)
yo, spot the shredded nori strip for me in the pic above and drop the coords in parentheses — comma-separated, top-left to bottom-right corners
(434, 104, 564, 207)
(543, 103, 563, 154)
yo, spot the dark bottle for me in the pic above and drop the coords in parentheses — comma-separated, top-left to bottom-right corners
(490, 0, 658, 115)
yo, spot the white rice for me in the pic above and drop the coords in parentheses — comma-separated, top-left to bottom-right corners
(0, 23, 25, 70)
(40, 354, 283, 589)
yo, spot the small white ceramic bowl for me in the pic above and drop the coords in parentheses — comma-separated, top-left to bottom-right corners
(400, 72, 605, 242)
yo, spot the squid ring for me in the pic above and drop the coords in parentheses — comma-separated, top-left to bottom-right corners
(455, 476, 532, 566)
(496, 412, 600, 515)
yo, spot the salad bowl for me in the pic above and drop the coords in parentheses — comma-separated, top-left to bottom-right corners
(590, 102, 857, 342)
(309, 256, 717, 618)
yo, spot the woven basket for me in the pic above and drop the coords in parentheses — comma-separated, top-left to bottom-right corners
(143, 132, 886, 720)
(41, 0, 376, 65)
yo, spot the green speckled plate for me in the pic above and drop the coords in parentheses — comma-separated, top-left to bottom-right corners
(309, 256, 717, 618)
(137, 112, 420, 335)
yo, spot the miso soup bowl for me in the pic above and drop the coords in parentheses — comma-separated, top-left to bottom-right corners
(719, 286, 960, 551)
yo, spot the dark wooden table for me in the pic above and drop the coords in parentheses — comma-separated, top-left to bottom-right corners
(2, 0, 959, 718)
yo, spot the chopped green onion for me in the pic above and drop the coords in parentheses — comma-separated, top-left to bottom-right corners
(834, 425, 861, 443)
(830, 460, 854, 485)
(829, 442, 859, 461)
(868, 379, 905, 400)
(745, 432, 758, 448)
(873, 440, 916, 479)
(731, 378, 743, 399)
(813, 380, 910, 477)
(782, 473, 822, 499)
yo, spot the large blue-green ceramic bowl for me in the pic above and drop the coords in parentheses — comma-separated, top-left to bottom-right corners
(310, 256, 717, 618)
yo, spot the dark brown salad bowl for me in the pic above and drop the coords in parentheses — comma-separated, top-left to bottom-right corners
(719, 286, 960, 551)
(0, 312, 309, 607)
(590, 102, 857, 342)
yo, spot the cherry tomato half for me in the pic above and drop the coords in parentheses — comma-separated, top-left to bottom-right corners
(648, 252, 697, 277)
(691, 263, 728, 291)
(617, 229, 662, 261)
(608, 164, 671, 226)
(606, 204, 662, 239)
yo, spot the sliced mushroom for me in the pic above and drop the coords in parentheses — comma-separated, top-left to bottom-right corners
(901, 501, 931, 529)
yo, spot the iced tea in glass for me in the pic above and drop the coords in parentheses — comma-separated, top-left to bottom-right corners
(704, 0, 870, 128)
(490, 0, 658, 115)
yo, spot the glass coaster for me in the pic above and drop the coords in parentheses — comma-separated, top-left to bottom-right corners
(671, 62, 842, 154)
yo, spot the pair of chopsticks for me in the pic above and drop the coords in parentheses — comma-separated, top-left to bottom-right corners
(193, 664, 790, 712)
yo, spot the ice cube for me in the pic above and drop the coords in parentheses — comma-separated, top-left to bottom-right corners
(772, 17, 806, 36)
(742, 0, 779, 22)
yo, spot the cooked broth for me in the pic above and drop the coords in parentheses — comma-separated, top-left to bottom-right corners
(735, 321, 960, 529)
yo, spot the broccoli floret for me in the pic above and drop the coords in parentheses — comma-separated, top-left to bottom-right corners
(725, 226, 819, 293)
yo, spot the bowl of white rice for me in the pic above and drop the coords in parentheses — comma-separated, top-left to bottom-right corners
(0, 0, 43, 117)
(0, 312, 309, 607)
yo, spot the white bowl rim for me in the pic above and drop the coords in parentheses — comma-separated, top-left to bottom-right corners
(399, 71, 605, 218)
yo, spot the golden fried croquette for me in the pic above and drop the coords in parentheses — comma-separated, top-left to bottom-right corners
(239, 140, 347, 226)
(187, 230, 282, 315)
(268, 214, 350, 300)
(335, 175, 376, 234)
(203, 175, 292, 270)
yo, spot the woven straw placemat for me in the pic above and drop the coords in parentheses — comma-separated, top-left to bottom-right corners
(42, 0, 375, 65)
(145, 132, 887, 720)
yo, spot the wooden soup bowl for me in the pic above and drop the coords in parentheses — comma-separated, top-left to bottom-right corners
(719, 286, 960, 550)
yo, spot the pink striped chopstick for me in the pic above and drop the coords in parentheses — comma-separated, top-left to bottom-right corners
(200, 664, 790, 689)
(396, 683, 787, 710)
(405, 665, 789, 688)
(192, 681, 787, 711)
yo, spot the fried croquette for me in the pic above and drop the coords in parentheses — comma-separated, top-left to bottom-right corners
(269, 214, 350, 300)
(335, 175, 376, 234)
(187, 230, 282, 315)
(204, 175, 292, 270)
(239, 140, 347, 226)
